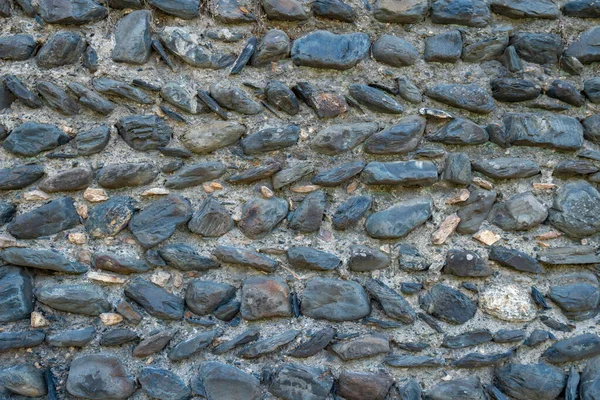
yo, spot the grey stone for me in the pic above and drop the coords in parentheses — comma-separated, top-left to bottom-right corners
(168, 329, 222, 361)
(491, 78, 541, 102)
(488, 192, 548, 231)
(494, 363, 566, 400)
(431, 0, 490, 26)
(0, 165, 44, 190)
(550, 283, 599, 320)
(302, 278, 370, 321)
(66, 355, 135, 400)
(349, 245, 390, 272)
(210, 81, 262, 115)
(580, 356, 600, 399)
(239, 330, 299, 358)
(510, 32, 563, 64)
(116, 115, 172, 151)
(429, 118, 488, 145)
(312, 122, 378, 155)
(583, 114, 600, 144)
(456, 189, 497, 234)
(547, 80, 586, 106)
(98, 162, 158, 189)
(36, 30, 86, 69)
(288, 190, 326, 232)
(349, 84, 404, 114)
(252, 30, 290, 67)
(424, 30, 463, 63)
(74, 125, 111, 155)
(160, 27, 234, 68)
(562, 0, 600, 17)
(241, 276, 291, 320)
(553, 160, 599, 178)
(200, 361, 260, 400)
(47, 327, 95, 347)
(0, 364, 47, 398)
(289, 327, 334, 358)
(85, 196, 135, 239)
(92, 252, 150, 274)
(238, 197, 288, 239)
(133, 330, 175, 357)
(444, 152, 472, 184)
(213, 0, 256, 22)
(426, 84, 495, 114)
(490, 0, 559, 18)
(36, 284, 110, 316)
(565, 26, 600, 64)
(312, 0, 356, 22)
(1, 248, 87, 274)
(362, 160, 437, 186)
(0, 266, 32, 322)
(489, 246, 543, 273)
(291, 30, 370, 70)
(293, 81, 348, 118)
(2, 75, 41, 108)
(37, 0, 107, 24)
(159, 243, 219, 271)
(373, 0, 429, 23)
(366, 278, 416, 323)
(0, 34, 37, 60)
(39, 167, 92, 192)
(100, 329, 139, 346)
(269, 363, 333, 400)
(493, 329, 526, 343)
(125, 277, 184, 320)
(548, 181, 600, 237)
(242, 125, 300, 154)
(8, 197, 79, 239)
(95, 78, 154, 104)
(585, 79, 600, 104)
(462, 35, 508, 62)
(287, 247, 340, 271)
(68, 83, 116, 115)
(472, 158, 540, 179)
(165, 162, 225, 189)
(442, 330, 492, 348)
(188, 197, 233, 237)
(182, 121, 246, 154)
(213, 246, 278, 272)
(337, 370, 393, 400)
(264, 80, 298, 115)
(332, 195, 372, 230)
(139, 368, 190, 400)
(504, 112, 583, 150)
(444, 249, 493, 277)
(213, 327, 260, 355)
(4, 122, 70, 156)
(365, 116, 424, 155)
(0, 331, 44, 353)
(186, 280, 235, 315)
(161, 82, 200, 114)
(147, 0, 199, 18)
(331, 333, 390, 360)
(313, 161, 365, 186)
(112, 10, 152, 64)
(425, 376, 485, 400)
(385, 354, 445, 367)
(420, 284, 477, 324)
(396, 76, 422, 103)
(538, 245, 600, 264)
(262, 0, 309, 20)
(0, 201, 15, 225)
(365, 196, 432, 239)
(372, 34, 418, 67)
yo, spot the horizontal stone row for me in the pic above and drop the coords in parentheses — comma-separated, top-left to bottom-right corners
(4, 350, 600, 400)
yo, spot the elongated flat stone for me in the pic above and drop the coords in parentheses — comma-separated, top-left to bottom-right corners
(365, 196, 432, 239)
(1, 248, 87, 274)
(301, 278, 370, 321)
(8, 197, 79, 239)
(425, 84, 495, 114)
(291, 30, 370, 70)
(124, 278, 184, 320)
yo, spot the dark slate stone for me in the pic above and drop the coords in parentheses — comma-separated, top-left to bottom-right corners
(401, 282, 423, 295)
(364, 116, 425, 155)
(0, 202, 16, 225)
(213, 246, 278, 272)
(488, 192, 548, 231)
(210, 81, 262, 115)
(494, 363, 566, 400)
(39, 167, 92, 192)
(37, 0, 107, 24)
(442, 330, 492, 348)
(312, 122, 378, 155)
(444, 152, 472, 184)
(159, 244, 219, 272)
(82, 45, 98, 72)
(241, 125, 300, 154)
(36, 30, 86, 69)
(133, 330, 175, 357)
(188, 197, 233, 237)
(239, 329, 299, 358)
(98, 162, 158, 189)
(510, 32, 563, 64)
(95, 78, 153, 104)
(160, 82, 200, 114)
(538, 245, 600, 264)
(580, 356, 600, 399)
(262, 0, 309, 20)
(112, 10, 151, 65)
(549, 283, 599, 320)
(313, 161, 365, 186)
(0, 164, 44, 190)
(66, 355, 135, 400)
(561, 54, 584, 75)
(349, 245, 390, 272)
(116, 115, 172, 151)
(288, 190, 325, 232)
(429, 118, 488, 145)
(36, 284, 110, 316)
(213, 298, 240, 321)
(0, 0, 10, 16)
(562, 0, 600, 17)
(0, 331, 44, 353)
(365, 196, 432, 239)
(373, 0, 429, 23)
(462, 35, 508, 62)
(493, 329, 526, 343)
(264, 80, 298, 115)
(424, 30, 463, 63)
(139, 368, 190, 400)
(425, 84, 494, 114)
(504, 112, 584, 150)
(100, 329, 139, 346)
(524, 329, 554, 347)
(213, 0, 256, 23)
(301, 278, 370, 321)
(396, 77, 422, 103)
(182, 121, 247, 153)
(490, 0, 558, 18)
(372, 34, 418, 67)
(419, 284, 477, 325)
(292, 81, 348, 118)
(289, 327, 334, 358)
(287, 247, 340, 271)
(165, 162, 225, 189)
(125, 278, 184, 320)
(547, 80, 586, 107)
(332, 195, 372, 230)
(85, 196, 135, 239)
(425, 376, 485, 400)
(269, 364, 333, 399)
(129, 194, 192, 248)
(431, 0, 490, 26)
(186, 280, 235, 316)
(1, 248, 87, 274)
(74, 126, 110, 155)
(553, 160, 599, 178)
(47, 327, 95, 347)
(385, 354, 445, 368)
(168, 329, 222, 361)
(37, 81, 80, 115)
(0, 364, 47, 398)
(396, 379, 423, 400)
(4, 122, 70, 157)
(0, 266, 32, 322)
(472, 157, 540, 179)
(251, 29, 290, 67)
(0, 34, 37, 61)
(348, 84, 403, 114)
(0, 85, 14, 110)
(2, 75, 41, 108)
(543, 334, 600, 363)
(313, 0, 356, 21)
(565, 366, 580, 400)
(456, 189, 497, 234)
(582, 114, 600, 143)
(160, 28, 234, 69)
(331, 333, 390, 360)
(200, 361, 260, 399)
(453, 349, 514, 368)
(238, 196, 288, 239)
(444, 249, 492, 277)
(491, 78, 541, 102)
(548, 181, 600, 238)
(8, 197, 79, 239)
(489, 246, 543, 273)
(291, 30, 370, 70)
(337, 370, 393, 400)
(564, 26, 600, 64)
(366, 278, 416, 323)
(147, 0, 199, 18)
(91, 253, 149, 274)
(213, 327, 260, 355)
(240, 276, 291, 320)
(67, 83, 116, 115)
(272, 162, 313, 189)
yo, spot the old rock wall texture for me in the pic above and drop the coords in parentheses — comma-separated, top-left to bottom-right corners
(1, 0, 600, 398)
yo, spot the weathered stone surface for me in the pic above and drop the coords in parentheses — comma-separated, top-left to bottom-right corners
(8, 197, 79, 239)
(168, 329, 222, 361)
(188, 197, 233, 237)
(37, 0, 107, 24)
(444, 249, 492, 277)
(312, 122, 378, 155)
(491, 78, 541, 102)
(85, 196, 135, 239)
(550, 283, 600, 320)
(462, 35, 508, 62)
(1, 248, 87, 274)
(426, 84, 494, 114)
(159, 27, 234, 68)
(365, 196, 432, 239)
(510, 32, 563, 64)
(424, 30, 463, 63)
(200, 361, 260, 400)
(213, 0, 255, 22)
(425, 376, 485, 400)
(489, 246, 543, 273)
(186, 280, 235, 315)
(238, 197, 288, 238)
(68, 83, 116, 115)
(565, 26, 600, 64)
(444, 152, 472, 184)
(494, 363, 566, 400)
(349, 245, 390, 272)
(553, 160, 598, 178)
(289, 327, 334, 358)
(148, 0, 198, 18)
(472, 158, 540, 179)
(362, 160, 437, 186)
(213, 246, 278, 272)
(182, 121, 246, 154)
(242, 125, 299, 154)
(262, 0, 309, 20)
(443, 330, 492, 348)
(36, 30, 86, 69)
(165, 162, 225, 189)
(349, 84, 404, 114)
(116, 115, 172, 151)
(313, 161, 365, 186)
(313, 0, 356, 22)
(239, 330, 299, 358)
(112, 10, 151, 65)
(159, 243, 219, 271)
(364, 115, 424, 154)
(129, 194, 192, 248)
(264, 80, 298, 115)
(302, 278, 370, 321)
(0, 266, 32, 322)
(0, 364, 47, 397)
(373, 0, 428, 23)
(100, 329, 139, 346)
(252, 30, 290, 67)
(0, 331, 44, 352)
(490, 0, 559, 18)
(332, 195, 372, 230)
(372, 34, 418, 67)
(331, 333, 389, 360)
(488, 192, 548, 231)
(0, 165, 44, 190)
(125, 278, 184, 320)
(3, 75, 41, 108)
(47, 327, 95, 347)
(210, 81, 262, 115)
(547, 80, 586, 106)
(0, 201, 15, 226)
(4, 122, 70, 156)
(293, 81, 348, 119)
(139, 368, 190, 400)
(287, 247, 340, 271)
(66, 355, 135, 400)
(548, 181, 600, 237)
(269, 363, 333, 400)
(338, 370, 393, 400)
(241, 276, 291, 320)
(92, 252, 149, 274)
(0, 34, 37, 60)
(38, 167, 91, 193)
(456, 189, 497, 234)
(538, 245, 600, 264)
(431, 0, 490, 27)
(429, 118, 488, 145)
(366, 279, 415, 323)
(36, 284, 110, 316)
(479, 282, 536, 322)
(419, 284, 477, 324)
(288, 190, 325, 232)
(98, 162, 158, 189)
(291, 30, 370, 70)
(133, 330, 175, 357)
(213, 327, 260, 355)
(74, 126, 110, 155)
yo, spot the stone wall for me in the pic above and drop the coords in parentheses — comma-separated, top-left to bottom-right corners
(1, 0, 600, 398)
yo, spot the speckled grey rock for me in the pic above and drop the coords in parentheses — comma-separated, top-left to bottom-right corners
(36, 31, 86, 69)
(66, 355, 135, 400)
(36, 0, 107, 24)
(287, 247, 340, 271)
(549, 284, 599, 321)
(47, 327, 95, 347)
(366, 278, 416, 323)
(425, 376, 485, 400)
(364, 115, 425, 154)
(262, 0, 309, 20)
(0, 165, 44, 190)
(462, 35, 508, 62)
(0, 331, 45, 353)
(188, 197, 233, 237)
(288, 190, 326, 232)
(489, 246, 543, 273)
(98, 162, 158, 189)
(565, 26, 600, 64)
(68, 83, 116, 115)
(252, 30, 290, 67)
(349, 84, 404, 114)
(431, 0, 490, 27)
(510, 32, 563, 64)
(165, 162, 225, 189)
(337, 370, 393, 400)
(242, 125, 300, 154)
(444, 249, 493, 277)
(186, 280, 235, 315)
(472, 158, 540, 179)
(239, 329, 299, 358)
(313, 161, 365, 186)
(168, 329, 222, 361)
(312, 122, 378, 155)
(365, 196, 432, 239)
(349, 245, 390, 272)
(115, 114, 172, 151)
(200, 361, 260, 400)
(444, 152, 472, 184)
(0, 364, 47, 397)
(36, 284, 110, 316)
(241, 276, 291, 320)
(373, 0, 428, 23)
(490, 0, 558, 18)
(112, 10, 151, 64)
(547, 80, 586, 107)
(331, 333, 390, 360)
(548, 180, 600, 238)
(158, 243, 219, 272)
(160, 28, 235, 68)
(302, 278, 370, 321)
(74, 125, 110, 155)
(210, 81, 262, 115)
(39, 167, 92, 192)
(291, 30, 370, 70)
(213, 246, 278, 272)
(491, 78, 541, 102)
(147, 0, 199, 19)
(488, 192, 547, 231)
(312, 0, 356, 21)
(125, 277, 184, 320)
(456, 189, 497, 234)
(85, 196, 135, 239)
(426, 84, 495, 114)
(332, 195, 372, 230)
(182, 121, 246, 154)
